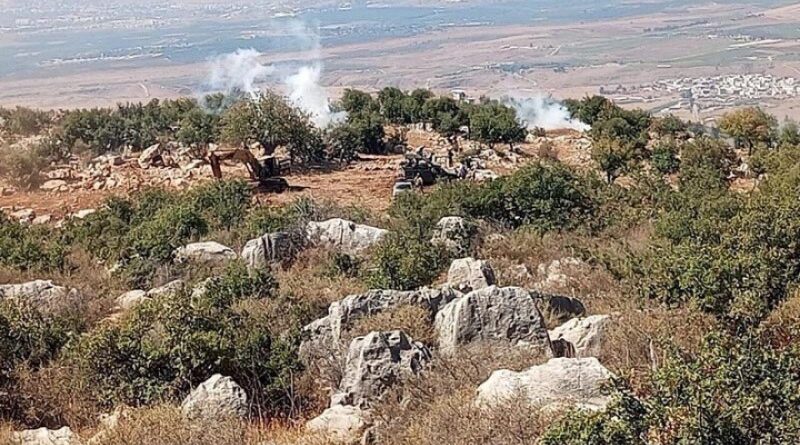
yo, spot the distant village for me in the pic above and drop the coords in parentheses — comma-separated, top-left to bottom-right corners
(604, 74, 800, 116)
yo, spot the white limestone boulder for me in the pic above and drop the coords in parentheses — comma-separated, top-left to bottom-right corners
(476, 357, 614, 411)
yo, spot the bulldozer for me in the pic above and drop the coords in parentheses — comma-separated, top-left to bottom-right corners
(208, 148, 291, 192)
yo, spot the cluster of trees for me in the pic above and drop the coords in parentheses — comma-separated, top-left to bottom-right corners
(340, 86, 528, 151)
(3, 87, 531, 175)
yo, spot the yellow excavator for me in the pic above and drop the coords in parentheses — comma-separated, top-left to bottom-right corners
(208, 148, 290, 192)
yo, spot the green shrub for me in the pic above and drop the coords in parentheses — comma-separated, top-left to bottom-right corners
(188, 180, 251, 230)
(0, 142, 51, 190)
(463, 162, 594, 230)
(542, 333, 800, 444)
(367, 230, 448, 291)
(68, 264, 297, 412)
(0, 213, 65, 271)
(0, 300, 76, 384)
(650, 140, 680, 175)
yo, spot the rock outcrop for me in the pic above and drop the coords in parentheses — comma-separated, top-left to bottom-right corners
(332, 330, 431, 408)
(549, 315, 611, 358)
(11, 427, 81, 445)
(0, 280, 80, 312)
(306, 405, 368, 444)
(174, 241, 236, 265)
(430, 216, 474, 256)
(300, 287, 460, 360)
(306, 219, 387, 254)
(475, 357, 614, 411)
(241, 231, 298, 269)
(137, 143, 162, 169)
(180, 374, 248, 420)
(435, 286, 550, 353)
(114, 280, 185, 312)
(446, 257, 496, 292)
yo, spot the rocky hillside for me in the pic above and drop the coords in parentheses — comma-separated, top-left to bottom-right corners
(2, 93, 800, 444)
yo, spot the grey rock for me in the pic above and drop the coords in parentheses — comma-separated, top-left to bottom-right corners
(430, 216, 474, 256)
(435, 286, 550, 353)
(11, 427, 81, 445)
(137, 143, 162, 169)
(475, 357, 614, 411)
(306, 405, 368, 444)
(447, 257, 496, 292)
(306, 218, 387, 254)
(181, 374, 247, 420)
(174, 241, 236, 265)
(300, 287, 460, 361)
(332, 330, 431, 408)
(549, 315, 611, 358)
(115, 290, 149, 311)
(147, 279, 185, 298)
(0, 280, 80, 312)
(241, 231, 299, 269)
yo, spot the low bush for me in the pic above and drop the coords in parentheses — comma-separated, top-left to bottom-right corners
(367, 230, 449, 291)
(68, 264, 298, 413)
(0, 214, 65, 271)
(542, 332, 800, 444)
(0, 142, 51, 190)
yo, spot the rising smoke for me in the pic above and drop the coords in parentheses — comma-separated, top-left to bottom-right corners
(207, 49, 275, 98)
(503, 94, 588, 132)
(204, 21, 343, 128)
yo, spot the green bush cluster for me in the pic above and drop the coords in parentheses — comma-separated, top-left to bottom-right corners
(542, 333, 800, 444)
(68, 264, 297, 411)
(0, 212, 66, 271)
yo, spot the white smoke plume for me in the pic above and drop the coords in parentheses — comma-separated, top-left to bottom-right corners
(285, 64, 346, 128)
(203, 21, 344, 127)
(207, 49, 274, 98)
(504, 94, 588, 132)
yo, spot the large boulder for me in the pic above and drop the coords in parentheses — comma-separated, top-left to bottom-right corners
(306, 405, 368, 444)
(11, 427, 81, 445)
(180, 374, 248, 420)
(241, 231, 298, 269)
(430, 216, 474, 256)
(435, 286, 550, 353)
(174, 241, 236, 265)
(300, 287, 460, 360)
(447, 257, 496, 292)
(475, 357, 614, 411)
(549, 315, 611, 358)
(331, 330, 431, 408)
(0, 280, 80, 312)
(306, 218, 387, 254)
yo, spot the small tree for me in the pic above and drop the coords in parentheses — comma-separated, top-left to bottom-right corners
(176, 108, 218, 149)
(592, 137, 635, 183)
(468, 102, 526, 151)
(718, 107, 777, 154)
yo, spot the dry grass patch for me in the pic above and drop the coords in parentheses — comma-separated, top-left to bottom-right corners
(346, 305, 435, 345)
(598, 304, 715, 387)
(372, 343, 549, 445)
(91, 406, 337, 445)
(275, 247, 368, 315)
(9, 364, 100, 431)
